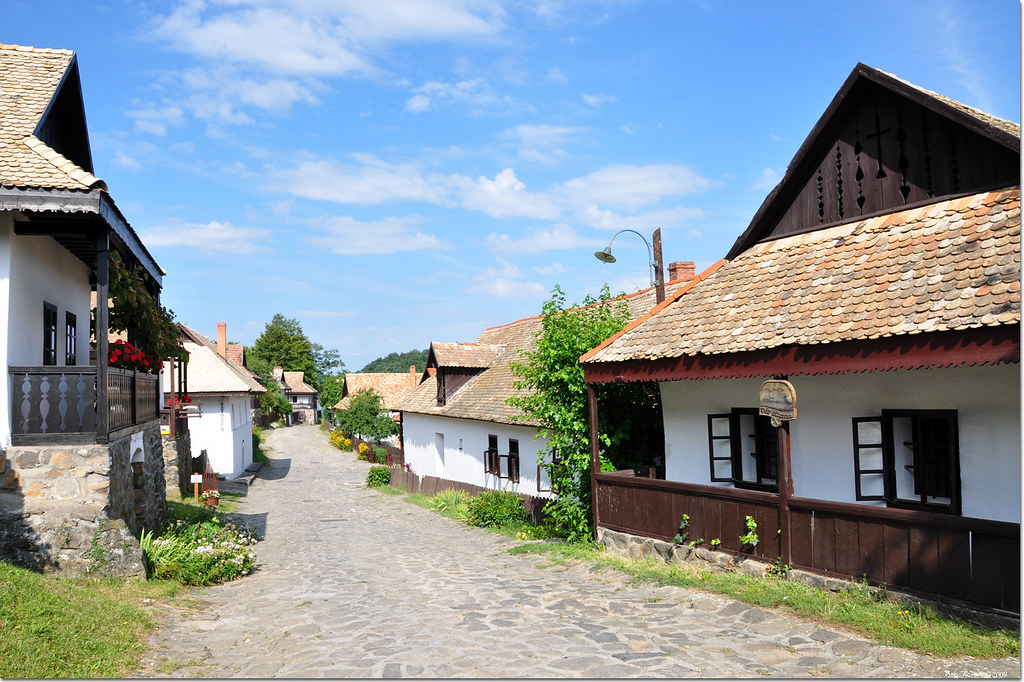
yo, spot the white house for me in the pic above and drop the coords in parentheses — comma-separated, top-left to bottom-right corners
(165, 323, 264, 479)
(0, 44, 169, 557)
(396, 266, 698, 499)
(274, 368, 318, 425)
(581, 64, 1020, 613)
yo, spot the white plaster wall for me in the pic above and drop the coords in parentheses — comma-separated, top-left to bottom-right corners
(660, 364, 1020, 524)
(402, 412, 554, 498)
(188, 394, 253, 479)
(0, 218, 92, 447)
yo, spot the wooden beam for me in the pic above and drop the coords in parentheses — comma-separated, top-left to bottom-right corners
(588, 384, 601, 537)
(95, 229, 109, 443)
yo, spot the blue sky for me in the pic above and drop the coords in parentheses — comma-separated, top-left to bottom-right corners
(7, 0, 1021, 370)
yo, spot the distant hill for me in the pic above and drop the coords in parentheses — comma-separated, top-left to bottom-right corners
(359, 349, 428, 374)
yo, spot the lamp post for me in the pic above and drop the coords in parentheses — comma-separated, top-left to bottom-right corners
(594, 228, 665, 303)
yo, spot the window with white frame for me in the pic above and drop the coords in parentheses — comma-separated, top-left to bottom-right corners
(853, 409, 960, 515)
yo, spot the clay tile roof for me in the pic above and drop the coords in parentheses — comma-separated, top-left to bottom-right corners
(334, 372, 418, 411)
(282, 371, 317, 395)
(430, 342, 505, 368)
(164, 325, 265, 395)
(225, 344, 244, 367)
(0, 44, 104, 190)
(396, 280, 692, 426)
(584, 187, 1020, 365)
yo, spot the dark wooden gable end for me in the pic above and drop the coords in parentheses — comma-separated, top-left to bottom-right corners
(32, 56, 95, 176)
(726, 63, 1020, 260)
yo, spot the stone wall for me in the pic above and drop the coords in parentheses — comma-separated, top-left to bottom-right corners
(0, 422, 165, 577)
(162, 428, 193, 497)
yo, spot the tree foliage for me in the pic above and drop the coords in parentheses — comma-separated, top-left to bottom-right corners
(107, 251, 186, 360)
(248, 314, 344, 397)
(335, 389, 400, 442)
(509, 285, 664, 542)
(359, 349, 428, 374)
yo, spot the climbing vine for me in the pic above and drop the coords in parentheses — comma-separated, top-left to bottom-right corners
(105, 251, 185, 361)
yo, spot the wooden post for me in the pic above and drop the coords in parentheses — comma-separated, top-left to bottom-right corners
(587, 384, 601, 538)
(777, 422, 794, 568)
(652, 228, 666, 304)
(95, 230, 110, 443)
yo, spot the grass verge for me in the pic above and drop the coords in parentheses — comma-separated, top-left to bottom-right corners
(509, 541, 1020, 659)
(0, 562, 180, 678)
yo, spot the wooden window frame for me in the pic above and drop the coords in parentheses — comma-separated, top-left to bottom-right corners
(706, 408, 779, 493)
(852, 409, 961, 515)
(65, 311, 77, 366)
(42, 302, 57, 366)
(483, 434, 520, 483)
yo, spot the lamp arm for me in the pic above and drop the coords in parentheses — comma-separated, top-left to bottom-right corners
(605, 229, 656, 286)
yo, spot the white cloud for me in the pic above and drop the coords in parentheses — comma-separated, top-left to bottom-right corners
(405, 78, 526, 115)
(574, 205, 705, 231)
(582, 93, 616, 107)
(271, 155, 450, 205)
(112, 151, 142, 171)
(304, 215, 451, 255)
(139, 220, 271, 255)
(453, 168, 563, 219)
(546, 67, 568, 84)
(474, 257, 545, 298)
(128, 104, 186, 136)
(484, 223, 590, 254)
(499, 124, 583, 165)
(753, 167, 782, 191)
(559, 164, 712, 213)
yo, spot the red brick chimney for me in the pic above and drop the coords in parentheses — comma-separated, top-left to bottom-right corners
(668, 261, 696, 282)
(409, 365, 417, 386)
(217, 322, 227, 358)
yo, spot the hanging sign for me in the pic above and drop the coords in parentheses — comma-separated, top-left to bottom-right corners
(759, 379, 797, 427)
(190, 474, 203, 484)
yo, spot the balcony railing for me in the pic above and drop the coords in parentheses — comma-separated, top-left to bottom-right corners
(10, 366, 160, 444)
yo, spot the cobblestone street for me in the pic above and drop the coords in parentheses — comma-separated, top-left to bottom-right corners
(137, 425, 1020, 678)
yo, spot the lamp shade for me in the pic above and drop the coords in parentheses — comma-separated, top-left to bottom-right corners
(594, 247, 616, 263)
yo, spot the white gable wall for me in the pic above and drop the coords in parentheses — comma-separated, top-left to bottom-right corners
(660, 363, 1020, 524)
(403, 411, 554, 498)
(0, 216, 92, 447)
(189, 394, 253, 479)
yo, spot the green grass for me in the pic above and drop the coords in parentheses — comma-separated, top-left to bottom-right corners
(509, 542, 1020, 659)
(0, 562, 180, 678)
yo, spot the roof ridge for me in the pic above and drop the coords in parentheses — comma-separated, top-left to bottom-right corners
(0, 43, 75, 57)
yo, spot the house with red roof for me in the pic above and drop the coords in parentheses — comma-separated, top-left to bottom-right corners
(581, 64, 1019, 613)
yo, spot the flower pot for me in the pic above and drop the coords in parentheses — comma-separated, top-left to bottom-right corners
(204, 497, 219, 506)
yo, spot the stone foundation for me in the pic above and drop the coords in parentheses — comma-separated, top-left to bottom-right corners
(0, 422, 165, 578)
(162, 429, 193, 497)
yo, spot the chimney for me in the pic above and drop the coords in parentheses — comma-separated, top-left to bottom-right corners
(668, 261, 696, 282)
(409, 365, 417, 386)
(217, 322, 227, 358)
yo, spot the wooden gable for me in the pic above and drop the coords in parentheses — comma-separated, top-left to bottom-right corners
(727, 64, 1020, 259)
(33, 56, 95, 176)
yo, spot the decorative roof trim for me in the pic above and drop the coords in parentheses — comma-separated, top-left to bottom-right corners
(583, 325, 1019, 384)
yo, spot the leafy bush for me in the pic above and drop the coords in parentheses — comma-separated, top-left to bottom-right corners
(430, 489, 471, 517)
(367, 466, 391, 487)
(465, 490, 527, 529)
(140, 508, 258, 585)
(372, 445, 389, 464)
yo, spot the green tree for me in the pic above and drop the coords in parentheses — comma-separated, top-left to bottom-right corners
(335, 389, 400, 442)
(248, 314, 344, 396)
(359, 349, 428, 373)
(508, 285, 663, 542)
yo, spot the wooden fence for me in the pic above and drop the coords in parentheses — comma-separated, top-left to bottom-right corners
(595, 472, 1020, 613)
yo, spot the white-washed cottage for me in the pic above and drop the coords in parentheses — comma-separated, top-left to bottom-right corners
(581, 64, 1020, 613)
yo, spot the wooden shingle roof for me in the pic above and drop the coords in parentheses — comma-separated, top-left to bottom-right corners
(0, 44, 103, 190)
(335, 372, 417, 411)
(583, 187, 1020, 366)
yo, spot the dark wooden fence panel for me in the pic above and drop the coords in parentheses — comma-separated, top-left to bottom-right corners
(11, 367, 99, 439)
(596, 474, 1020, 613)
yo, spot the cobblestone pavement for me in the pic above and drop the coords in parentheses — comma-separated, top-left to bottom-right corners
(136, 425, 1020, 678)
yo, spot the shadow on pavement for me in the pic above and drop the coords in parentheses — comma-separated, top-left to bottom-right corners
(257, 458, 292, 481)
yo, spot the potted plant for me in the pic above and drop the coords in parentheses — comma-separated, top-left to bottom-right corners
(200, 489, 221, 507)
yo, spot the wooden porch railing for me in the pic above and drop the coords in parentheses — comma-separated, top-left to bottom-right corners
(10, 366, 160, 444)
(595, 472, 1020, 613)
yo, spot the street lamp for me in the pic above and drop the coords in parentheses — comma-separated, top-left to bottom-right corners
(594, 228, 665, 303)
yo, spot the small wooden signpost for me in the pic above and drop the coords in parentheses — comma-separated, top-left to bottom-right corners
(191, 473, 203, 501)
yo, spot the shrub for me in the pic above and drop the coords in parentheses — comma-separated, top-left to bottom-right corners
(465, 490, 527, 529)
(140, 508, 258, 586)
(328, 429, 352, 451)
(372, 445, 388, 464)
(367, 466, 391, 487)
